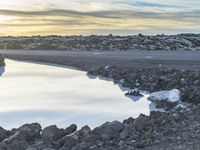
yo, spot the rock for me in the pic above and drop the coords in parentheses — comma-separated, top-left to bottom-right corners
(104, 65, 110, 70)
(27, 140, 55, 150)
(42, 125, 66, 141)
(0, 127, 8, 142)
(123, 117, 135, 125)
(17, 123, 41, 141)
(93, 121, 124, 140)
(58, 136, 77, 150)
(125, 89, 143, 96)
(0, 54, 5, 66)
(3, 123, 41, 143)
(134, 114, 151, 131)
(119, 125, 137, 140)
(77, 126, 91, 138)
(148, 89, 181, 103)
(0, 140, 29, 150)
(65, 124, 77, 135)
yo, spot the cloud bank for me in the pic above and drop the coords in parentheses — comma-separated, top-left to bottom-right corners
(0, 0, 199, 35)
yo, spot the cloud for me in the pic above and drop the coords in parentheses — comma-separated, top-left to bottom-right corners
(0, 0, 200, 35)
(0, 8, 200, 22)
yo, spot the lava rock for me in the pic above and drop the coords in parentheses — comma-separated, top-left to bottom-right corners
(93, 121, 124, 140)
(0, 127, 8, 142)
(42, 125, 65, 141)
(65, 124, 77, 135)
(125, 89, 143, 96)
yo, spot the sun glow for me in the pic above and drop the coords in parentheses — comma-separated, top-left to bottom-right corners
(0, 16, 12, 22)
(0, 0, 199, 35)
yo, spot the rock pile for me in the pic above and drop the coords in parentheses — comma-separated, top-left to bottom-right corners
(1, 104, 200, 150)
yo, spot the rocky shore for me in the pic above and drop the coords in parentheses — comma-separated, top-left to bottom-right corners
(88, 65, 200, 104)
(0, 34, 200, 51)
(0, 49, 200, 149)
(0, 63, 199, 149)
(0, 104, 200, 150)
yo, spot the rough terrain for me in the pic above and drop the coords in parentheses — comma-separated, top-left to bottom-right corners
(0, 105, 200, 150)
(0, 36, 200, 149)
(0, 34, 200, 51)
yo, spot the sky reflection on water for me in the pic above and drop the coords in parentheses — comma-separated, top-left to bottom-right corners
(0, 60, 150, 129)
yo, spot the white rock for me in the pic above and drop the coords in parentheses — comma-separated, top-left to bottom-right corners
(104, 65, 110, 70)
(148, 89, 181, 103)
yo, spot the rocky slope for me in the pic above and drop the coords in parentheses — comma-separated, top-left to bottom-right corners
(0, 34, 200, 51)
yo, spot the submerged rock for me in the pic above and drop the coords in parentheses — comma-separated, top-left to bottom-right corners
(125, 89, 143, 97)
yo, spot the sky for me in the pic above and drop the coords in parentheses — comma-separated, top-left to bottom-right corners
(0, 0, 200, 36)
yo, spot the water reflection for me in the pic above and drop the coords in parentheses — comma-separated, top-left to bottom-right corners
(0, 59, 151, 129)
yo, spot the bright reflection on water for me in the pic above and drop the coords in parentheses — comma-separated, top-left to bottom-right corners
(0, 59, 150, 129)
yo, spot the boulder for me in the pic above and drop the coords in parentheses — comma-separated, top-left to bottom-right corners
(42, 125, 66, 141)
(27, 140, 55, 150)
(3, 123, 41, 143)
(148, 89, 181, 103)
(125, 89, 143, 97)
(0, 140, 29, 150)
(0, 127, 8, 142)
(93, 121, 124, 140)
(65, 124, 77, 135)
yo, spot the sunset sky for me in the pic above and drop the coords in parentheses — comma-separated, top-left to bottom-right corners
(0, 0, 200, 36)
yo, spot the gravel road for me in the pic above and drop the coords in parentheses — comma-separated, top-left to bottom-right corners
(1, 49, 200, 70)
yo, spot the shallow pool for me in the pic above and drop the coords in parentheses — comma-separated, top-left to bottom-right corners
(0, 59, 151, 129)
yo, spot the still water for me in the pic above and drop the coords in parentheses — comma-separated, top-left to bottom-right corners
(0, 59, 150, 129)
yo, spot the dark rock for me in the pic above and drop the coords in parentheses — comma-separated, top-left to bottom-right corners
(42, 125, 66, 141)
(134, 114, 151, 131)
(0, 127, 8, 142)
(93, 121, 124, 140)
(65, 124, 77, 135)
(123, 117, 135, 125)
(125, 89, 143, 96)
(0, 54, 5, 66)
(58, 136, 77, 150)
(27, 140, 55, 150)
(3, 123, 41, 143)
(0, 140, 29, 150)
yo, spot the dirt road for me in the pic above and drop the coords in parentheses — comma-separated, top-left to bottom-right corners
(1, 49, 200, 70)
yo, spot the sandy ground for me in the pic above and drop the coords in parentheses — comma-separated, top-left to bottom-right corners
(1, 49, 200, 71)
